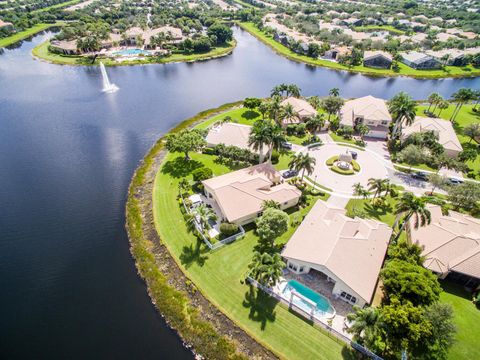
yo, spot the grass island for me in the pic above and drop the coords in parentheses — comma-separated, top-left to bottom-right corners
(127, 88, 480, 359)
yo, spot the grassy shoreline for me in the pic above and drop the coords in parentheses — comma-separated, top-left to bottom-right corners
(237, 22, 480, 79)
(31, 39, 236, 66)
(0, 22, 63, 48)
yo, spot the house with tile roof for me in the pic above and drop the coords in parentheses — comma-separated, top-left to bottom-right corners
(282, 200, 392, 307)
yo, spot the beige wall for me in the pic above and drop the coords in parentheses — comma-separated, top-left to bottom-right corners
(285, 259, 368, 307)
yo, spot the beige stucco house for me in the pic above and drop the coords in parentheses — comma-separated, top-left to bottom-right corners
(282, 201, 392, 307)
(339, 95, 392, 139)
(205, 123, 254, 151)
(202, 163, 301, 225)
(401, 116, 463, 157)
(280, 97, 317, 125)
(410, 204, 480, 289)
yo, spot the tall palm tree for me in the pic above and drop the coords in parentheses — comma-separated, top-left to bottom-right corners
(308, 96, 322, 110)
(329, 87, 340, 97)
(431, 93, 444, 113)
(450, 88, 475, 122)
(248, 251, 285, 287)
(305, 114, 326, 134)
(367, 178, 389, 199)
(287, 84, 301, 98)
(353, 182, 369, 199)
(258, 101, 270, 120)
(289, 152, 316, 181)
(436, 99, 449, 116)
(248, 120, 273, 163)
(268, 124, 287, 161)
(268, 95, 283, 123)
(190, 203, 216, 232)
(393, 192, 431, 243)
(473, 89, 480, 111)
(281, 103, 296, 126)
(427, 92, 441, 112)
(388, 92, 417, 139)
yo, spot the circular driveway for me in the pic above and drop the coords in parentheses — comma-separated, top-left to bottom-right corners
(301, 143, 389, 196)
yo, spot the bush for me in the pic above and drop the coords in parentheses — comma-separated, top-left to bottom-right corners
(192, 167, 213, 182)
(286, 124, 297, 136)
(270, 150, 280, 164)
(202, 147, 215, 155)
(326, 155, 339, 166)
(296, 123, 307, 136)
(219, 222, 239, 236)
(330, 165, 355, 175)
(352, 160, 361, 172)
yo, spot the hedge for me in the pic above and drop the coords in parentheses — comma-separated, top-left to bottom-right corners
(330, 165, 355, 175)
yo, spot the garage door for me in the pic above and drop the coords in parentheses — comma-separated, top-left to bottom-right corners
(366, 131, 387, 139)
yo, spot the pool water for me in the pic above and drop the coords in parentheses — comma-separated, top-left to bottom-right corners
(114, 48, 150, 56)
(282, 280, 334, 317)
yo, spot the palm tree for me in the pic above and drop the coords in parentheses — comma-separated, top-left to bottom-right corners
(268, 124, 287, 162)
(353, 183, 369, 199)
(436, 99, 449, 116)
(450, 88, 475, 122)
(388, 92, 417, 139)
(329, 87, 340, 97)
(427, 92, 441, 112)
(346, 306, 381, 344)
(356, 123, 370, 140)
(281, 103, 296, 126)
(305, 114, 325, 134)
(463, 123, 480, 143)
(289, 152, 316, 181)
(393, 192, 431, 243)
(262, 200, 281, 210)
(268, 95, 283, 123)
(258, 101, 270, 120)
(473, 89, 480, 111)
(190, 203, 216, 232)
(248, 251, 285, 287)
(431, 93, 444, 113)
(271, 83, 287, 97)
(367, 178, 389, 199)
(308, 96, 322, 110)
(248, 120, 273, 163)
(287, 84, 301, 98)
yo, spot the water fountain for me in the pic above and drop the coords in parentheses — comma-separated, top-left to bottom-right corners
(100, 62, 119, 93)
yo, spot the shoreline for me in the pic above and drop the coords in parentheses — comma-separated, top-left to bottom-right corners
(237, 22, 480, 80)
(31, 39, 236, 67)
(0, 22, 64, 48)
(125, 101, 276, 360)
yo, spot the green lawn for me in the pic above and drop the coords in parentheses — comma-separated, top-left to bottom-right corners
(238, 22, 480, 79)
(31, 0, 81, 13)
(416, 104, 480, 179)
(31, 39, 235, 66)
(0, 22, 63, 48)
(345, 196, 398, 227)
(152, 150, 347, 360)
(195, 107, 261, 129)
(440, 280, 480, 360)
(353, 25, 405, 35)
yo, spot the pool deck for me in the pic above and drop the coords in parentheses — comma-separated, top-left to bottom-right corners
(277, 270, 354, 339)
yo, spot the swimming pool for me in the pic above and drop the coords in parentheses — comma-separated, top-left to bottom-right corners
(281, 280, 335, 318)
(113, 48, 150, 56)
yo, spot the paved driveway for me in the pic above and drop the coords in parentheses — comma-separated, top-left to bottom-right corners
(302, 143, 389, 196)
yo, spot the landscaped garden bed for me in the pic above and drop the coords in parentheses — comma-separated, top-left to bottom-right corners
(325, 155, 360, 175)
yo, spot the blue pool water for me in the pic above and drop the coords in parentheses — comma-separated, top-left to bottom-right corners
(114, 48, 150, 56)
(282, 280, 334, 317)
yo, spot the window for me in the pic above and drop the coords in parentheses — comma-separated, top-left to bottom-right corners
(299, 266, 305, 273)
(288, 263, 298, 271)
(340, 291, 357, 304)
(381, 120, 389, 125)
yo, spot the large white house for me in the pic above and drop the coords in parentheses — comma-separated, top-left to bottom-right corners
(401, 116, 463, 157)
(202, 163, 301, 225)
(410, 204, 480, 289)
(282, 201, 392, 307)
(339, 95, 392, 139)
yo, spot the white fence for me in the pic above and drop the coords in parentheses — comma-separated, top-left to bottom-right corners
(180, 193, 245, 251)
(246, 276, 383, 360)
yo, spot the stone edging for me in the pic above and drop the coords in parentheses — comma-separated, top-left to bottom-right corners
(125, 102, 277, 360)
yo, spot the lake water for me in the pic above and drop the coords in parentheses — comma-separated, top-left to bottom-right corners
(0, 26, 478, 359)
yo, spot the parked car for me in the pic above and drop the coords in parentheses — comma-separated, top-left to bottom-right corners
(282, 169, 298, 179)
(448, 177, 464, 185)
(281, 141, 293, 150)
(411, 171, 429, 181)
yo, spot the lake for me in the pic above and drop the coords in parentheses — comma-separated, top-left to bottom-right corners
(0, 26, 478, 359)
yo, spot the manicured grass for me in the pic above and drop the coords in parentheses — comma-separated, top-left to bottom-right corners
(0, 22, 63, 48)
(237, 22, 480, 79)
(32, 39, 236, 66)
(416, 104, 480, 179)
(195, 107, 261, 129)
(440, 280, 480, 360)
(353, 25, 405, 35)
(152, 151, 348, 360)
(345, 196, 398, 226)
(31, 0, 81, 13)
